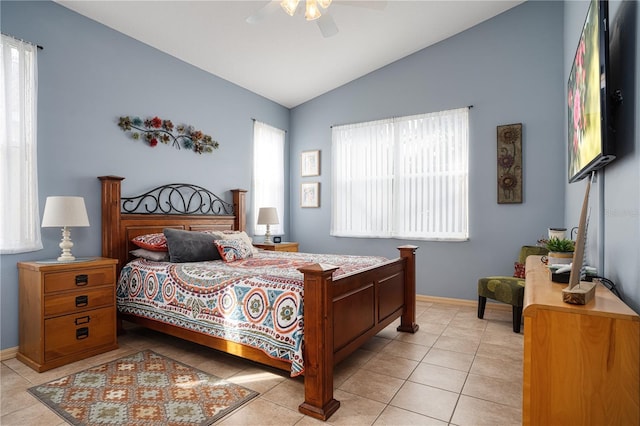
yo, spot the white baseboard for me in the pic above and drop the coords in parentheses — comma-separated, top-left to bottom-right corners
(416, 294, 511, 312)
(1, 346, 18, 361)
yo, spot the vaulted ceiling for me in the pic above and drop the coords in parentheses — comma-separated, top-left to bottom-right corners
(56, 1, 525, 108)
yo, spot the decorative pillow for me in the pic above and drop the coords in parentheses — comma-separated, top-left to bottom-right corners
(163, 228, 221, 263)
(514, 262, 526, 279)
(131, 233, 167, 252)
(220, 231, 258, 254)
(130, 248, 170, 262)
(214, 239, 254, 262)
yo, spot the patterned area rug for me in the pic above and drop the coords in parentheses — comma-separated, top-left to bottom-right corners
(28, 350, 258, 425)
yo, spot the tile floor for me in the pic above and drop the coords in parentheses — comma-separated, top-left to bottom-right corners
(1, 300, 523, 425)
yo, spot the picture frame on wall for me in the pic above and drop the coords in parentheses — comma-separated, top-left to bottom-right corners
(301, 182, 320, 208)
(301, 150, 320, 177)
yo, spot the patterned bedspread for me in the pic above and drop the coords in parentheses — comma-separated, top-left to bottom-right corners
(117, 250, 388, 376)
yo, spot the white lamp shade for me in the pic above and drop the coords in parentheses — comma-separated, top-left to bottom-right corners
(257, 207, 279, 225)
(41, 196, 90, 228)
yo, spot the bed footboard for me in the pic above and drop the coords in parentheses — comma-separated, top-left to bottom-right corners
(298, 245, 418, 420)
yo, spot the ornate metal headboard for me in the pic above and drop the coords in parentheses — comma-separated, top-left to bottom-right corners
(98, 176, 246, 273)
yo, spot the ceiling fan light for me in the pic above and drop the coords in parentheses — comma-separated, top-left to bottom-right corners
(280, 0, 300, 16)
(317, 0, 332, 9)
(305, 0, 321, 21)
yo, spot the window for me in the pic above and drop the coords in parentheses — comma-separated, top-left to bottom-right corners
(331, 107, 469, 241)
(252, 121, 285, 236)
(0, 34, 41, 253)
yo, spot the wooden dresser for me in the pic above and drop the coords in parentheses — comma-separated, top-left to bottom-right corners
(254, 242, 299, 252)
(17, 257, 118, 372)
(522, 256, 639, 425)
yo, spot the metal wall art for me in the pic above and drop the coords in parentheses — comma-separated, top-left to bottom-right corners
(497, 123, 523, 204)
(118, 116, 219, 155)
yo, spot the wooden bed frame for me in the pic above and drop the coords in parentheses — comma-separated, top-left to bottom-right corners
(99, 175, 418, 420)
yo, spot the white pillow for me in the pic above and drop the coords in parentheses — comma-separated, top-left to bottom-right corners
(220, 231, 258, 254)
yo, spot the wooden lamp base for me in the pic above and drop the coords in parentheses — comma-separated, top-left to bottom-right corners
(562, 281, 596, 305)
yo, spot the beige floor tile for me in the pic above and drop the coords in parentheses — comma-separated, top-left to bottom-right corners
(378, 340, 429, 361)
(394, 329, 440, 347)
(217, 397, 303, 425)
(0, 395, 66, 426)
(361, 353, 419, 380)
(470, 353, 523, 382)
(373, 405, 448, 425)
(227, 365, 287, 394)
(450, 394, 521, 426)
(462, 373, 522, 409)
(324, 389, 386, 425)
(422, 347, 474, 372)
(338, 368, 405, 404)
(261, 377, 305, 412)
(408, 363, 468, 393)
(414, 321, 448, 335)
(476, 341, 523, 362)
(441, 325, 484, 342)
(390, 381, 459, 422)
(432, 334, 480, 355)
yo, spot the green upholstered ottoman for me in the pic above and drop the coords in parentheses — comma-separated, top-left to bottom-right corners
(477, 245, 549, 333)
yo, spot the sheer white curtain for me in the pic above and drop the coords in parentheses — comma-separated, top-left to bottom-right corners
(331, 107, 468, 241)
(252, 121, 285, 236)
(0, 34, 41, 253)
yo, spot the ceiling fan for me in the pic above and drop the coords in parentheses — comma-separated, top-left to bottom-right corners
(246, 0, 388, 38)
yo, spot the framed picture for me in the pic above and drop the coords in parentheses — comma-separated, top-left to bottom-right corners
(301, 182, 320, 208)
(301, 150, 320, 177)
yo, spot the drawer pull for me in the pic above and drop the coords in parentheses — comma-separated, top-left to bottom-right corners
(74, 316, 91, 325)
(75, 295, 88, 307)
(76, 327, 89, 340)
(75, 274, 89, 286)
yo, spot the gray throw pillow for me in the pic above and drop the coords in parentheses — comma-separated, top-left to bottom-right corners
(163, 228, 221, 263)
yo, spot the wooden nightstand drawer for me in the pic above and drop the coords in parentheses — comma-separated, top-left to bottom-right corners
(44, 266, 114, 293)
(44, 287, 114, 317)
(44, 306, 116, 361)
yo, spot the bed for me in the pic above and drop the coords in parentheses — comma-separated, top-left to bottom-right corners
(99, 175, 418, 420)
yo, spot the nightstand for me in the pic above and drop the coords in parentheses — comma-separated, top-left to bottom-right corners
(254, 242, 299, 252)
(17, 257, 118, 372)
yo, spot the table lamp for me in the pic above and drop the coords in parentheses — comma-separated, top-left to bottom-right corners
(41, 196, 90, 261)
(257, 207, 279, 243)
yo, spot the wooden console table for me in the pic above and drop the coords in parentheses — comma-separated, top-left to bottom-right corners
(522, 256, 639, 425)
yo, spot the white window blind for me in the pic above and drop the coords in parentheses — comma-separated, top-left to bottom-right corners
(0, 34, 41, 253)
(331, 107, 469, 241)
(252, 121, 285, 236)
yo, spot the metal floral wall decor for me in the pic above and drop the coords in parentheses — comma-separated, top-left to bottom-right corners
(497, 123, 523, 204)
(118, 116, 219, 155)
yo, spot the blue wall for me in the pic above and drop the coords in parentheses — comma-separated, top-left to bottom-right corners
(0, 0, 290, 350)
(289, 1, 566, 301)
(563, 0, 640, 314)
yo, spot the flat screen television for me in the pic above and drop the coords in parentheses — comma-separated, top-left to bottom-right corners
(567, 0, 615, 183)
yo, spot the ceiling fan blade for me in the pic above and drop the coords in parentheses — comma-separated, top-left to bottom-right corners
(338, 1, 388, 11)
(317, 13, 339, 38)
(246, 0, 281, 24)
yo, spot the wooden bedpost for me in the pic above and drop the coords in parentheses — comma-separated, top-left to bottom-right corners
(98, 176, 125, 269)
(298, 263, 340, 421)
(397, 245, 419, 333)
(231, 189, 247, 232)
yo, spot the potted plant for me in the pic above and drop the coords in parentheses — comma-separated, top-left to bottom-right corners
(545, 237, 575, 265)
